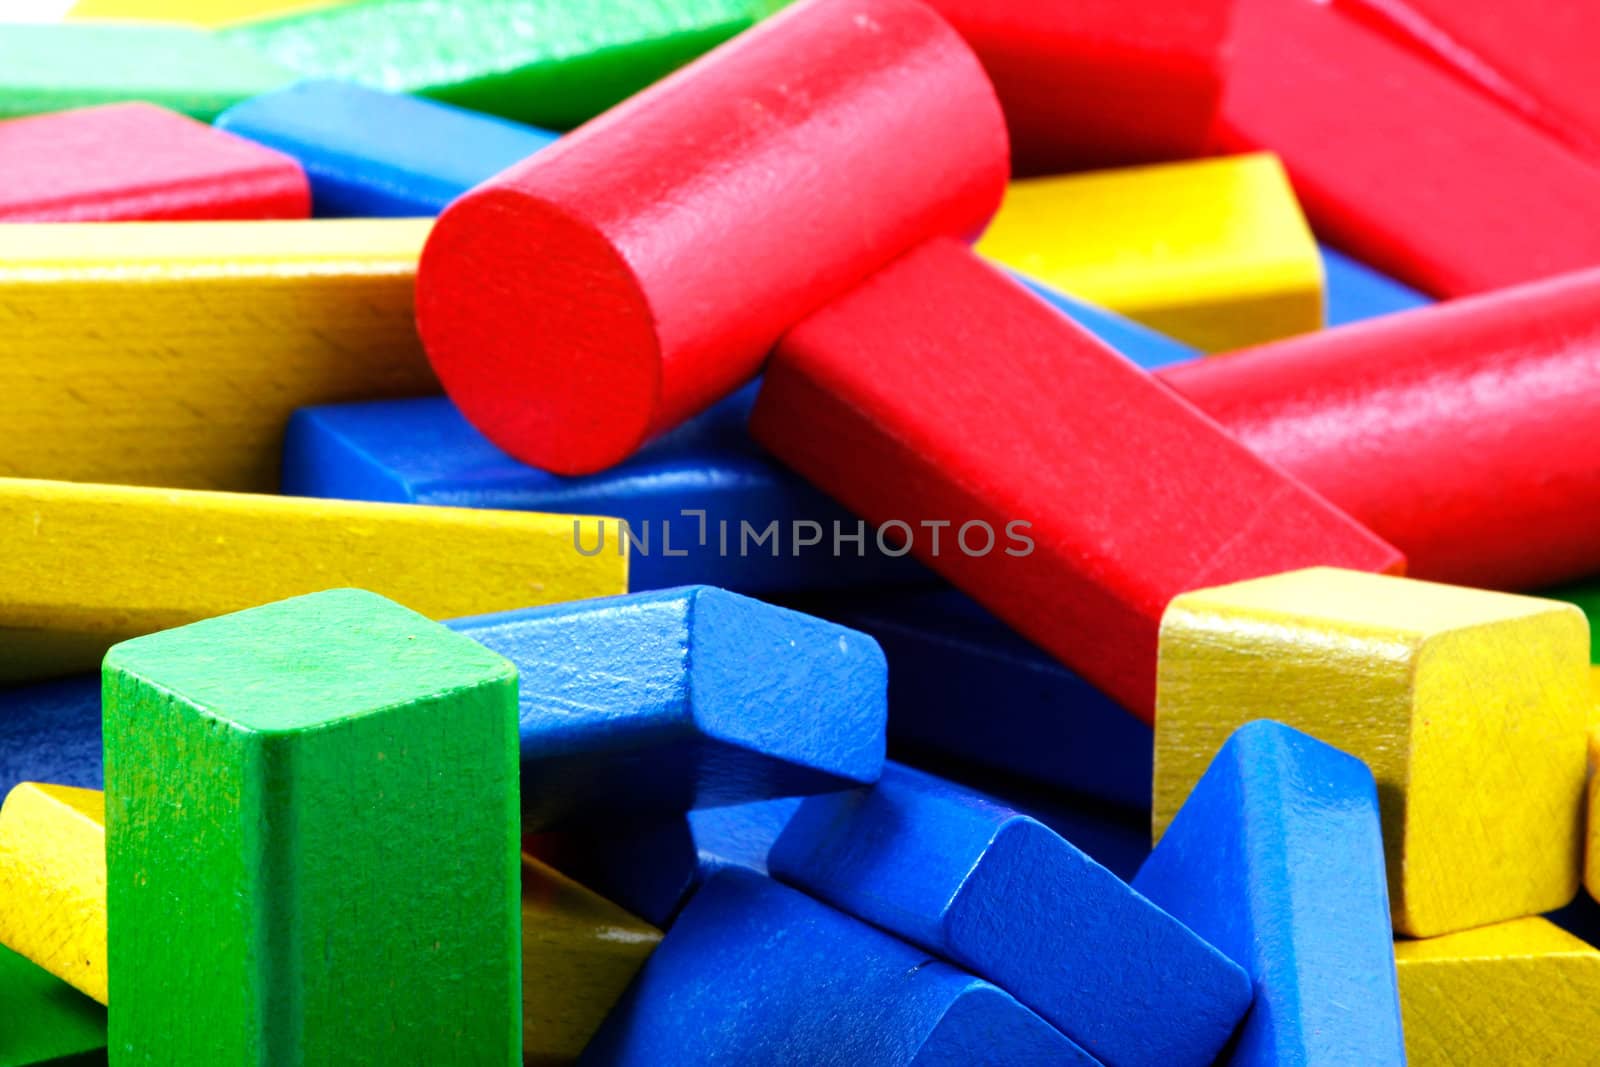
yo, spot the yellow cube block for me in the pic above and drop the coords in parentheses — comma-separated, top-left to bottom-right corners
(0, 783, 108, 1003)
(974, 153, 1323, 353)
(1396, 918, 1600, 1066)
(1154, 567, 1589, 936)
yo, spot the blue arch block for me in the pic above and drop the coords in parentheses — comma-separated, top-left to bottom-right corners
(0, 675, 101, 798)
(1132, 721, 1405, 1067)
(216, 79, 557, 216)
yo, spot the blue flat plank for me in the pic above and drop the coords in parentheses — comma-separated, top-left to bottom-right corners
(795, 588, 1152, 809)
(1320, 245, 1432, 327)
(215, 79, 557, 216)
(1132, 721, 1405, 1067)
(0, 675, 101, 799)
(447, 586, 886, 830)
(1011, 273, 1198, 371)
(769, 763, 1250, 1067)
(580, 869, 1097, 1066)
(283, 383, 931, 594)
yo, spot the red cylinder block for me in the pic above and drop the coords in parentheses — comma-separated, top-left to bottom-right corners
(1161, 267, 1600, 592)
(416, 0, 1009, 476)
(924, 0, 1233, 175)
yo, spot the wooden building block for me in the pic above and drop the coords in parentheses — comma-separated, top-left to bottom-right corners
(1589, 729, 1599, 903)
(1134, 722, 1405, 1066)
(582, 869, 1096, 1065)
(222, 0, 784, 130)
(0, 945, 105, 1067)
(0, 103, 307, 222)
(415, 0, 1007, 475)
(1395, 918, 1600, 1066)
(751, 238, 1404, 721)
(0, 677, 101, 799)
(282, 385, 925, 595)
(1162, 266, 1600, 591)
(0, 218, 437, 491)
(922, 0, 1232, 175)
(104, 589, 521, 1063)
(1010, 276, 1198, 372)
(1320, 245, 1432, 326)
(0, 476, 624, 682)
(216, 80, 556, 217)
(1153, 567, 1590, 936)
(447, 586, 886, 830)
(1217, 0, 1600, 298)
(974, 154, 1323, 353)
(1545, 580, 1600, 662)
(0, 784, 107, 1004)
(0, 22, 291, 121)
(70, 0, 355, 24)
(771, 762, 1250, 1067)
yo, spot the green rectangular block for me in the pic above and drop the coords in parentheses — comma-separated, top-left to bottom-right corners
(104, 589, 521, 1065)
(0, 24, 292, 122)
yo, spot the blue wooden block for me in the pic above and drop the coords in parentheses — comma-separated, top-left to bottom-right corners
(1011, 273, 1198, 371)
(282, 384, 930, 594)
(0, 675, 101, 798)
(1320, 245, 1432, 327)
(768, 763, 1250, 1067)
(799, 588, 1152, 810)
(1132, 721, 1404, 1067)
(447, 586, 886, 830)
(581, 869, 1097, 1066)
(215, 79, 557, 216)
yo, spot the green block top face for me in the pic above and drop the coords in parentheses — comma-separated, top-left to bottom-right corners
(104, 588, 518, 734)
(0, 23, 293, 121)
(0, 945, 107, 1067)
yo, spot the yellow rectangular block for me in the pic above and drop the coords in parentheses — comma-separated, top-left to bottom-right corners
(975, 153, 1323, 353)
(1154, 567, 1589, 937)
(1589, 729, 1599, 903)
(0, 219, 437, 492)
(0, 476, 626, 681)
(70, 0, 353, 24)
(0, 783, 107, 1003)
(1396, 918, 1600, 1066)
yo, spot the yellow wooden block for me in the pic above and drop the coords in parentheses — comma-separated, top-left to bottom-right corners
(974, 153, 1323, 352)
(0, 783, 108, 1003)
(1396, 918, 1600, 1066)
(1588, 729, 1599, 903)
(1154, 566, 1589, 937)
(69, 0, 353, 25)
(0, 219, 437, 492)
(521, 852, 660, 1064)
(0, 476, 626, 682)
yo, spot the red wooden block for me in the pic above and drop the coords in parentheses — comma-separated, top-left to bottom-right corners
(0, 102, 308, 222)
(415, 0, 1008, 476)
(748, 238, 1404, 723)
(1216, 0, 1600, 298)
(924, 0, 1232, 175)
(1162, 267, 1600, 593)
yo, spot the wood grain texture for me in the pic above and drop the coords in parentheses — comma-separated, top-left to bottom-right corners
(1395, 918, 1600, 1066)
(0, 944, 105, 1067)
(0, 476, 625, 682)
(70, 0, 356, 24)
(1154, 567, 1590, 937)
(0, 22, 291, 121)
(104, 590, 522, 1064)
(976, 154, 1323, 352)
(750, 238, 1403, 721)
(415, 0, 1006, 475)
(0, 784, 107, 1003)
(0, 218, 435, 491)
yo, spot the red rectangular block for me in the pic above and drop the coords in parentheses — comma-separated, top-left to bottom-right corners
(749, 238, 1404, 722)
(0, 101, 308, 221)
(1217, 0, 1600, 297)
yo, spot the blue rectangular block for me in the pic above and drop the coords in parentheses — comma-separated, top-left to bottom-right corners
(581, 869, 1096, 1066)
(1320, 245, 1432, 327)
(769, 763, 1250, 1067)
(448, 586, 887, 830)
(1011, 273, 1199, 371)
(1132, 721, 1405, 1067)
(0, 675, 101, 798)
(283, 385, 929, 594)
(215, 79, 557, 216)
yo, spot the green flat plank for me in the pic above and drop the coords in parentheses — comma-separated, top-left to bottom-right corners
(223, 0, 789, 129)
(0, 945, 106, 1067)
(104, 588, 521, 1065)
(0, 23, 293, 122)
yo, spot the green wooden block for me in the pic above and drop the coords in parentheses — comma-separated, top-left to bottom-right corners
(0, 945, 106, 1067)
(223, 0, 789, 130)
(103, 589, 521, 1065)
(0, 24, 293, 122)
(1545, 581, 1600, 661)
